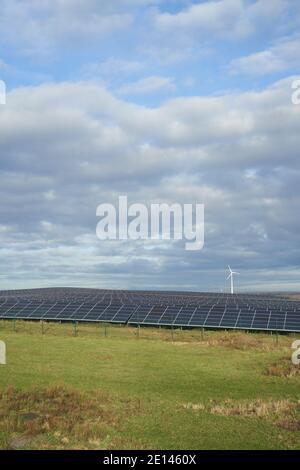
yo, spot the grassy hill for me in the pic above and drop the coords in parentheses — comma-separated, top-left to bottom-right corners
(0, 321, 299, 449)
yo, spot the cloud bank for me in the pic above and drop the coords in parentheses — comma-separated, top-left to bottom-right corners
(0, 78, 299, 291)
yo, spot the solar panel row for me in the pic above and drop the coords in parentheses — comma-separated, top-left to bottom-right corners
(0, 288, 299, 332)
(2, 287, 298, 308)
(128, 305, 300, 331)
(0, 300, 139, 323)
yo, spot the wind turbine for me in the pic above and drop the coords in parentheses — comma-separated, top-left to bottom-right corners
(226, 265, 240, 294)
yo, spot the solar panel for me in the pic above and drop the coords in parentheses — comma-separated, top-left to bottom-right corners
(0, 302, 30, 318)
(128, 305, 153, 324)
(252, 312, 270, 329)
(173, 306, 197, 326)
(268, 312, 285, 330)
(204, 310, 223, 326)
(100, 304, 123, 321)
(220, 310, 240, 327)
(189, 308, 209, 326)
(112, 305, 138, 323)
(0, 288, 299, 332)
(43, 303, 69, 320)
(143, 305, 167, 325)
(235, 310, 253, 327)
(159, 306, 181, 325)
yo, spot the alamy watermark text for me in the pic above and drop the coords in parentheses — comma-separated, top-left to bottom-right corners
(96, 196, 204, 251)
(0, 80, 6, 105)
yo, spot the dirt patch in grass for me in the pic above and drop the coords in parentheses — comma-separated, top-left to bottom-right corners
(265, 357, 300, 378)
(0, 385, 143, 449)
(182, 398, 296, 417)
(182, 398, 300, 433)
(278, 419, 300, 432)
(173, 332, 276, 350)
(207, 333, 265, 350)
(182, 403, 206, 411)
(209, 398, 294, 417)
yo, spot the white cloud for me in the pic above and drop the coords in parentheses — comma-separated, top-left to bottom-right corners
(117, 75, 176, 95)
(0, 59, 8, 70)
(229, 35, 300, 75)
(138, 43, 197, 65)
(0, 1, 300, 290)
(0, 78, 300, 289)
(0, 0, 133, 55)
(154, 0, 288, 40)
(81, 58, 144, 79)
(155, 0, 244, 34)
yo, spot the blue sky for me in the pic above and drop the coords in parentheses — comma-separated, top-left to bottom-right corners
(0, 0, 300, 292)
(2, 1, 300, 98)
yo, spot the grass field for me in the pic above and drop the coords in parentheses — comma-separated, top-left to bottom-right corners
(0, 320, 299, 450)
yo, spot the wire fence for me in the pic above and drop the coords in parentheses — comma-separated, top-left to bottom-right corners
(0, 319, 298, 345)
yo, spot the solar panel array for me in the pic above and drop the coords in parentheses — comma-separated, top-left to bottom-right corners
(0, 288, 299, 332)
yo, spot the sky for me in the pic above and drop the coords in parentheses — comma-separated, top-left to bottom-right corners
(0, 0, 300, 293)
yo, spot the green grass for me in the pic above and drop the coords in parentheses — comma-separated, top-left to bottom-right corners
(0, 320, 299, 449)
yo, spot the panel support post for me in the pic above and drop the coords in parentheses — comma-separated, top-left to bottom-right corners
(73, 321, 78, 337)
(41, 320, 44, 335)
(201, 327, 204, 340)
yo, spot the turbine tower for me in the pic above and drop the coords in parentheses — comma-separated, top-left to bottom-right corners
(226, 265, 240, 294)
